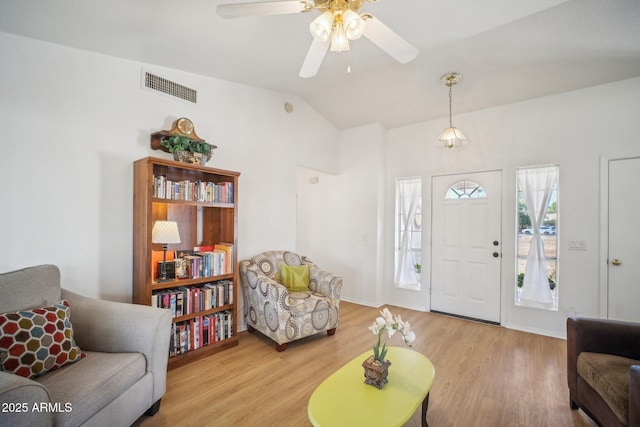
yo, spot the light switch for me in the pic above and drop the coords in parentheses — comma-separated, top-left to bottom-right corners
(569, 241, 586, 250)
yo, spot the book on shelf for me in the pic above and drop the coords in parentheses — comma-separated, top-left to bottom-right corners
(152, 280, 234, 315)
(175, 249, 194, 258)
(152, 174, 234, 204)
(189, 317, 201, 351)
(152, 243, 234, 284)
(151, 250, 174, 280)
(202, 316, 210, 347)
(214, 243, 234, 273)
(174, 323, 187, 356)
(156, 261, 175, 280)
(193, 245, 215, 252)
(175, 291, 184, 317)
(168, 311, 234, 357)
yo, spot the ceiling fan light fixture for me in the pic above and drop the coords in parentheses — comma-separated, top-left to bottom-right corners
(435, 72, 468, 149)
(342, 9, 365, 40)
(217, 0, 419, 78)
(330, 23, 350, 52)
(310, 11, 334, 42)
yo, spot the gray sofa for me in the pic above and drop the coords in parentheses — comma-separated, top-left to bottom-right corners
(0, 265, 172, 427)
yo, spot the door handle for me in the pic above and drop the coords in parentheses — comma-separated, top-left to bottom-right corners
(493, 252, 500, 258)
(611, 259, 622, 266)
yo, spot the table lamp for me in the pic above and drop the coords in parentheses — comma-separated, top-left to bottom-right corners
(152, 220, 181, 282)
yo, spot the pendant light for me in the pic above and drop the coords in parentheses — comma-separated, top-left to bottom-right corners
(436, 72, 468, 149)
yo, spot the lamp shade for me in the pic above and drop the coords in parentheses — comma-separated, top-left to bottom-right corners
(151, 221, 181, 244)
(309, 11, 334, 42)
(330, 23, 349, 52)
(342, 9, 365, 40)
(435, 126, 468, 149)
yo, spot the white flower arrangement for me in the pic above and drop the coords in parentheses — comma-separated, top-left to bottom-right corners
(368, 307, 416, 363)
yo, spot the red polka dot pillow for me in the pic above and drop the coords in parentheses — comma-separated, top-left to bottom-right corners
(0, 300, 84, 378)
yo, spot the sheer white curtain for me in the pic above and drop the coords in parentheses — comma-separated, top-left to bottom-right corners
(518, 166, 558, 306)
(395, 179, 422, 287)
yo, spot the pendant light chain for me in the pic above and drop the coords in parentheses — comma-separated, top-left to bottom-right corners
(448, 82, 453, 128)
(435, 72, 468, 149)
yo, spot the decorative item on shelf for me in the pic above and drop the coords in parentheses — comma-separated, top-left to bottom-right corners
(364, 307, 416, 389)
(161, 133, 213, 165)
(152, 220, 181, 283)
(150, 117, 217, 165)
(435, 72, 468, 149)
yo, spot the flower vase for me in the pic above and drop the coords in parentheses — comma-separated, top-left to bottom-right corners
(362, 355, 391, 389)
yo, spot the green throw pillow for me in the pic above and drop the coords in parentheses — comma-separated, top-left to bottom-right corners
(279, 263, 309, 291)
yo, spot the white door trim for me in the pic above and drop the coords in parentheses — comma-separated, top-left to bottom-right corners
(599, 153, 640, 319)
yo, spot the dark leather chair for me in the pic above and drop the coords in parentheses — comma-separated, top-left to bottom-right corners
(567, 317, 640, 427)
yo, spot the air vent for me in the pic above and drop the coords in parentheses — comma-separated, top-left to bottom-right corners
(144, 72, 197, 103)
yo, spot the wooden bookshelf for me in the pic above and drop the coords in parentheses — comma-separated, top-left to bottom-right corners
(133, 156, 240, 369)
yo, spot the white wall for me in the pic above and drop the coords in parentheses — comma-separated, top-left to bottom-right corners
(297, 123, 386, 306)
(3, 31, 639, 339)
(0, 32, 339, 301)
(300, 76, 640, 338)
(385, 77, 640, 338)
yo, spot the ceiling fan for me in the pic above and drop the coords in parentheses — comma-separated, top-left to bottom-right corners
(217, 0, 419, 78)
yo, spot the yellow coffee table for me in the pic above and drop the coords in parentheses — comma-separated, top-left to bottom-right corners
(308, 347, 435, 427)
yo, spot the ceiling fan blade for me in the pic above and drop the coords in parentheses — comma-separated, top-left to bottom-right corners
(363, 16, 419, 64)
(217, 1, 310, 19)
(299, 38, 330, 78)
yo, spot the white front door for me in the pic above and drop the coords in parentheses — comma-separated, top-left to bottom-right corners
(431, 171, 502, 323)
(608, 157, 640, 322)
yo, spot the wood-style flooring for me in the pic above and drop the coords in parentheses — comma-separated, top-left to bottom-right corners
(134, 302, 598, 427)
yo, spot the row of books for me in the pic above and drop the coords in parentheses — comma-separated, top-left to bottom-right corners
(169, 311, 233, 357)
(152, 280, 233, 317)
(152, 174, 234, 204)
(182, 246, 230, 279)
(152, 243, 233, 281)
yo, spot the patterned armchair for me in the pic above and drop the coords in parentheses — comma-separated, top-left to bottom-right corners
(239, 251, 342, 351)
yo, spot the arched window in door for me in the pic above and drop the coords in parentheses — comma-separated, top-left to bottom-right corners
(445, 180, 487, 199)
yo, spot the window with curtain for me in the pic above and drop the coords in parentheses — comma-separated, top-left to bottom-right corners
(394, 177, 422, 290)
(516, 165, 559, 310)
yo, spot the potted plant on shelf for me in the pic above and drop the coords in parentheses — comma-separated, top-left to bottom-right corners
(160, 133, 213, 166)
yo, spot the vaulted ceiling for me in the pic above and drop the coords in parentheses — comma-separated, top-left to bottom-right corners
(1, 0, 639, 130)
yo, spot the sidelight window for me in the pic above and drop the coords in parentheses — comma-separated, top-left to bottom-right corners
(394, 177, 422, 290)
(516, 165, 559, 310)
